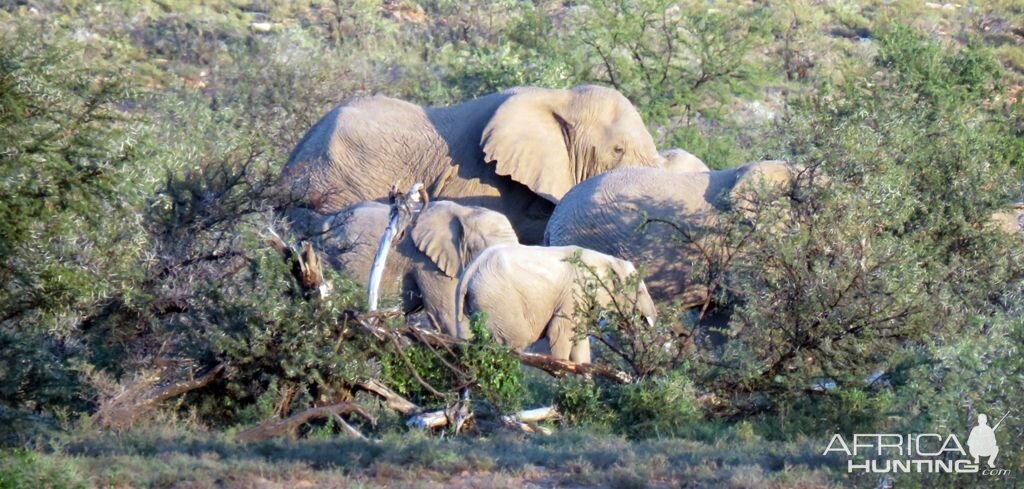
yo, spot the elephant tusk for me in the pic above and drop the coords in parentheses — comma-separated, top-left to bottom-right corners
(368, 182, 426, 311)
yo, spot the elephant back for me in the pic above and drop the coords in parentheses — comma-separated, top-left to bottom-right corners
(283, 95, 443, 214)
(546, 167, 730, 303)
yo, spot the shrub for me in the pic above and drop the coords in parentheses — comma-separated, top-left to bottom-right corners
(0, 23, 154, 435)
(692, 24, 1023, 437)
(612, 371, 701, 439)
(378, 313, 526, 415)
(554, 377, 615, 428)
(0, 449, 87, 489)
(561, 0, 774, 166)
(460, 314, 525, 413)
(174, 246, 372, 426)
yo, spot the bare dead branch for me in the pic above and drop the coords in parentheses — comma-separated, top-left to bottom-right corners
(236, 401, 376, 443)
(95, 363, 225, 431)
(356, 379, 420, 416)
(407, 389, 472, 433)
(264, 228, 330, 299)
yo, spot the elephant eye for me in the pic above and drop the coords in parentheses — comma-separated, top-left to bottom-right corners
(613, 145, 625, 154)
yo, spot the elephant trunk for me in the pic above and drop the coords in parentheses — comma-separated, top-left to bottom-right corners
(454, 246, 491, 339)
(368, 183, 427, 311)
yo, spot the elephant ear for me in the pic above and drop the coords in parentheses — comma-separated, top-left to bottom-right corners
(727, 161, 795, 212)
(481, 89, 574, 204)
(457, 209, 518, 263)
(411, 202, 518, 278)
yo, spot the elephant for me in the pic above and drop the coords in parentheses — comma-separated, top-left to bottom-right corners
(991, 203, 1024, 235)
(282, 85, 662, 244)
(455, 244, 658, 363)
(305, 200, 518, 334)
(659, 148, 708, 173)
(544, 160, 800, 304)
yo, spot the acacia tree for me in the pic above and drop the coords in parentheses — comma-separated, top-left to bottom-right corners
(696, 27, 1023, 431)
(561, 0, 773, 166)
(0, 26, 158, 429)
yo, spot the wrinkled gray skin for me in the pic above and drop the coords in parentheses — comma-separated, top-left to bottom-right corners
(283, 85, 662, 244)
(544, 161, 798, 304)
(306, 200, 518, 334)
(659, 148, 708, 173)
(456, 244, 658, 363)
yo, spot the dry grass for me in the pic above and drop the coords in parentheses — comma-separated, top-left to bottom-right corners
(0, 423, 850, 489)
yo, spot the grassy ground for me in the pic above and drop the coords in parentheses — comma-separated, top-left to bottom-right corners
(2, 423, 840, 489)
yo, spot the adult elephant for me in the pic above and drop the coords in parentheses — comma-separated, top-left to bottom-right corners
(544, 161, 800, 304)
(305, 200, 518, 334)
(282, 85, 662, 244)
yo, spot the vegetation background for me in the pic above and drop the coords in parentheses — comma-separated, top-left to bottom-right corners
(1, 0, 1024, 487)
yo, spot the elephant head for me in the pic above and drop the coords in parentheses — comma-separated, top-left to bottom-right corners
(481, 85, 661, 204)
(309, 199, 517, 333)
(725, 160, 800, 220)
(284, 85, 660, 245)
(409, 201, 519, 279)
(544, 160, 804, 304)
(579, 252, 659, 328)
(659, 148, 709, 173)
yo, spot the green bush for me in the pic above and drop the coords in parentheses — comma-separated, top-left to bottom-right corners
(554, 377, 615, 429)
(561, 0, 775, 166)
(169, 246, 372, 426)
(690, 23, 1023, 440)
(461, 314, 525, 413)
(612, 371, 701, 439)
(0, 449, 87, 489)
(0, 23, 154, 434)
(378, 313, 526, 415)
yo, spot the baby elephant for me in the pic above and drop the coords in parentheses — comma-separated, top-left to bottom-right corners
(455, 245, 657, 363)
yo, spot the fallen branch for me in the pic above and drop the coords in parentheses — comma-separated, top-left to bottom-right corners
(504, 406, 560, 423)
(500, 406, 560, 435)
(265, 228, 330, 299)
(334, 414, 367, 439)
(357, 379, 420, 416)
(236, 402, 376, 444)
(347, 310, 634, 384)
(511, 352, 633, 384)
(501, 419, 553, 435)
(95, 363, 225, 431)
(407, 389, 472, 433)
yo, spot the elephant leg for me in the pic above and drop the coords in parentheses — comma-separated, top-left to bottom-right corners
(570, 334, 591, 364)
(401, 274, 423, 315)
(545, 316, 575, 361)
(545, 315, 589, 363)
